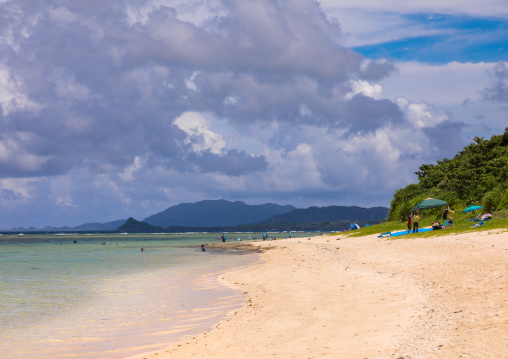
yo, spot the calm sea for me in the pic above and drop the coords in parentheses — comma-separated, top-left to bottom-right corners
(0, 231, 313, 359)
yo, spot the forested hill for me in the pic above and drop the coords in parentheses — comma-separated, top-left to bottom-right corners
(261, 206, 388, 224)
(389, 128, 508, 221)
(143, 200, 295, 227)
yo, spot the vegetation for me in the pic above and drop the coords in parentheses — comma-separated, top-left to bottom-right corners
(388, 128, 508, 223)
(330, 128, 508, 239)
(117, 217, 384, 233)
(343, 207, 508, 238)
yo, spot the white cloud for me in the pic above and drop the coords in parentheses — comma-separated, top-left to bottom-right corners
(125, 0, 228, 28)
(0, 134, 51, 172)
(318, 0, 508, 47)
(0, 0, 506, 228)
(399, 100, 448, 128)
(173, 112, 226, 155)
(0, 178, 32, 203)
(50, 68, 90, 102)
(380, 61, 492, 106)
(263, 143, 328, 192)
(93, 174, 132, 206)
(318, 0, 508, 18)
(50, 176, 76, 207)
(322, 7, 450, 47)
(48, 6, 79, 25)
(345, 79, 383, 99)
(0, 65, 40, 116)
(185, 71, 200, 92)
(119, 156, 143, 182)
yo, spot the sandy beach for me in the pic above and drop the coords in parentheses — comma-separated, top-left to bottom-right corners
(127, 230, 507, 359)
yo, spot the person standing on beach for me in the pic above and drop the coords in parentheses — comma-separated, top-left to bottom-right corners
(448, 207, 455, 227)
(413, 211, 420, 233)
(407, 213, 412, 234)
(442, 207, 448, 228)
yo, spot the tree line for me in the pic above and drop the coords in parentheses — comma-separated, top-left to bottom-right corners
(389, 128, 508, 222)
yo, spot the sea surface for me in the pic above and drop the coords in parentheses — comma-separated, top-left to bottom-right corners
(0, 231, 314, 359)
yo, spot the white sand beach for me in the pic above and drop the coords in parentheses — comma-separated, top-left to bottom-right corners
(127, 230, 508, 359)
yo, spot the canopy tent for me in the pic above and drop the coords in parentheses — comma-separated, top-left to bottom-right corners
(412, 198, 448, 211)
(349, 223, 360, 230)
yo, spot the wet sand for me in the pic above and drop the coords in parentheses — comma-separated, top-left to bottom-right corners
(127, 230, 508, 359)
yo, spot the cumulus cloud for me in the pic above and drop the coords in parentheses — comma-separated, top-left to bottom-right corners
(0, 0, 492, 227)
(0, 64, 40, 116)
(174, 112, 226, 155)
(481, 62, 508, 103)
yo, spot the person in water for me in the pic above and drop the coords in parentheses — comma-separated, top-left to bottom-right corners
(140, 248, 145, 252)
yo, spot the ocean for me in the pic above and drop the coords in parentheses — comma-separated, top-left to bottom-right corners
(0, 231, 312, 359)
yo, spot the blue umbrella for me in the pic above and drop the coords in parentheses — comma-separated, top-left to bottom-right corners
(463, 205, 483, 213)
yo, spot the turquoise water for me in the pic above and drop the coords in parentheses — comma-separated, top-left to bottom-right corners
(0, 232, 313, 358)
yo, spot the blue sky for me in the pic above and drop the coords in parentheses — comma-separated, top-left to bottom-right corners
(354, 14, 508, 63)
(0, 0, 507, 228)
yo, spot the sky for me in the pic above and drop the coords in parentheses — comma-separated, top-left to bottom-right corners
(0, 0, 507, 228)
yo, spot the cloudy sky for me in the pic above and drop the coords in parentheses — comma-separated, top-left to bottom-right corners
(0, 0, 507, 228)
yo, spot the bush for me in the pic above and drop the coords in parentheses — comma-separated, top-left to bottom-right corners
(496, 188, 508, 210)
(397, 201, 412, 223)
(483, 190, 501, 213)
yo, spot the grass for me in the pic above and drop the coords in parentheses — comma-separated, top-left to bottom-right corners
(331, 206, 508, 239)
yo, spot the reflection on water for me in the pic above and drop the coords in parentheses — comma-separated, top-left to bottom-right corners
(1, 232, 317, 358)
(0, 233, 270, 359)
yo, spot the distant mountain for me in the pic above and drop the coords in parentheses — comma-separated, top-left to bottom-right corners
(115, 216, 385, 233)
(6, 220, 126, 232)
(261, 206, 388, 224)
(72, 220, 127, 231)
(4, 201, 388, 233)
(117, 218, 163, 233)
(143, 199, 296, 227)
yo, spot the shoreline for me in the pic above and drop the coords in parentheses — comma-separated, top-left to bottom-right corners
(126, 231, 508, 359)
(0, 235, 265, 359)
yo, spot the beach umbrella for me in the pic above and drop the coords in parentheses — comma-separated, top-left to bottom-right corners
(463, 205, 483, 213)
(411, 198, 448, 211)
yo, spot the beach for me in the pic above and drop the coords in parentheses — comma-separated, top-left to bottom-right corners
(126, 229, 507, 359)
(0, 233, 263, 359)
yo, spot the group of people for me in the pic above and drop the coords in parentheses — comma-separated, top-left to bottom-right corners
(407, 211, 420, 233)
(407, 206, 454, 233)
(218, 232, 291, 242)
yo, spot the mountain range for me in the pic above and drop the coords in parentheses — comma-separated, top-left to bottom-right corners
(260, 205, 388, 224)
(143, 200, 296, 227)
(6, 200, 388, 232)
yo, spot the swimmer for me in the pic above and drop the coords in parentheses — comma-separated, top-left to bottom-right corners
(140, 248, 145, 252)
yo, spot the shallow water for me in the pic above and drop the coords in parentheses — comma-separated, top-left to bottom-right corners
(0, 233, 267, 359)
(0, 232, 318, 358)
